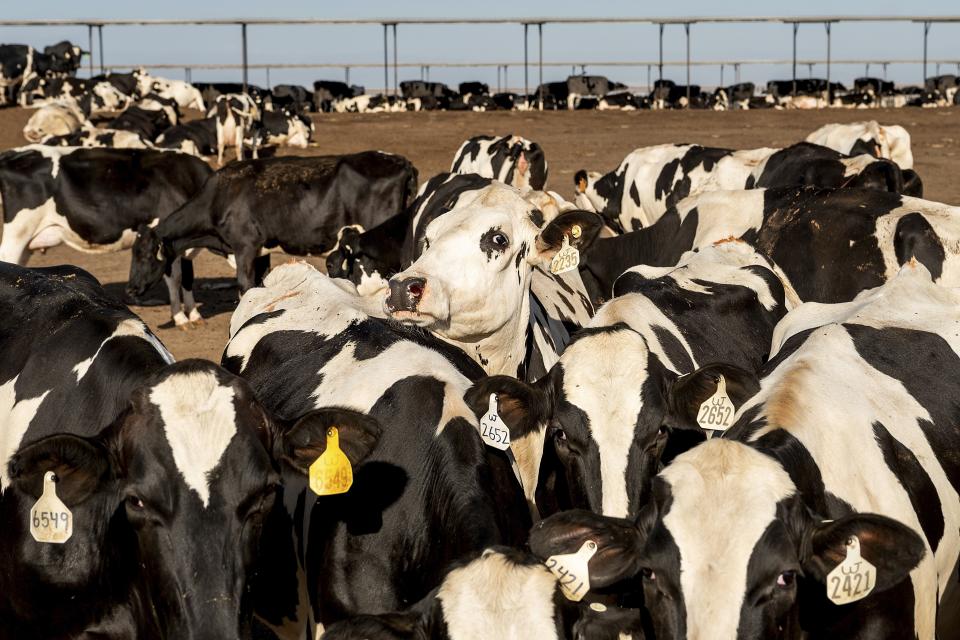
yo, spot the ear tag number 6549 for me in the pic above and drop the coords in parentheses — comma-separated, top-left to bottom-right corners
(30, 471, 73, 544)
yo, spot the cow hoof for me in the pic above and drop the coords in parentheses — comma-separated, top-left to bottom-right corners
(173, 311, 190, 328)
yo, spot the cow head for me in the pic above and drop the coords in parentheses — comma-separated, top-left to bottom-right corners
(468, 337, 759, 518)
(530, 440, 926, 640)
(384, 185, 601, 343)
(325, 226, 390, 296)
(127, 225, 169, 299)
(4, 360, 381, 638)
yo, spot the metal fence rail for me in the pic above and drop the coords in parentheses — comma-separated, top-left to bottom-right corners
(3, 15, 959, 98)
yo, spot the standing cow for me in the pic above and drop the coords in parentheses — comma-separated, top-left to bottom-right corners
(127, 151, 418, 295)
(531, 261, 959, 640)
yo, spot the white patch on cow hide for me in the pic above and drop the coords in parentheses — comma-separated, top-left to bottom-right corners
(661, 439, 797, 640)
(0, 377, 51, 491)
(561, 327, 651, 518)
(72, 320, 171, 381)
(438, 549, 559, 640)
(150, 371, 237, 507)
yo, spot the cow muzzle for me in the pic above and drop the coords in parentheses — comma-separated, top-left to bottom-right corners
(385, 276, 426, 314)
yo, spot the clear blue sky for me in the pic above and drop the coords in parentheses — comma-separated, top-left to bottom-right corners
(2, 1, 957, 92)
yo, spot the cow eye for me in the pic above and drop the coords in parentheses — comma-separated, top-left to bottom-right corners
(776, 570, 796, 588)
(126, 496, 145, 510)
(552, 428, 567, 444)
(491, 232, 509, 247)
(641, 568, 656, 581)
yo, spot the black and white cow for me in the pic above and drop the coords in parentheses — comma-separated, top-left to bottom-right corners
(332, 94, 406, 114)
(0, 146, 213, 325)
(223, 262, 529, 635)
(155, 116, 218, 156)
(206, 93, 260, 165)
(531, 261, 959, 639)
(42, 127, 151, 150)
(127, 151, 418, 295)
(578, 187, 960, 305)
(575, 142, 918, 233)
(22, 102, 88, 142)
(323, 546, 579, 640)
(0, 41, 82, 105)
(468, 241, 793, 519)
(141, 75, 205, 111)
(108, 95, 180, 142)
(805, 120, 914, 170)
(246, 109, 313, 154)
(451, 134, 548, 192)
(385, 183, 598, 381)
(325, 172, 495, 296)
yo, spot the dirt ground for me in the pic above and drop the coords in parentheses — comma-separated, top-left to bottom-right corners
(4, 106, 958, 361)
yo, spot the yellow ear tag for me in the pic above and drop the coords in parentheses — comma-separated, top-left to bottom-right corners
(308, 427, 353, 496)
(571, 224, 582, 239)
(30, 471, 73, 544)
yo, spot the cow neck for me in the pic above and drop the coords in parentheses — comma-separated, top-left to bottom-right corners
(438, 290, 532, 378)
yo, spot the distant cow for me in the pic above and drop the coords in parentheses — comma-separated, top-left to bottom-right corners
(0, 146, 213, 325)
(207, 93, 260, 164)
(108, 94, 180, 142)
(145, 76, 205, 110)
(451, 134, 548, 191)
(41, 127, 151, 150)
(247, 109, 313, 154)
(270, 84, 314, 113)
(22, 102, 88, 142)
(576, 142, 918, 232)
(806, 120, 914, 169)
(128, 151, 418, 295)
(155, 116, 218, 156)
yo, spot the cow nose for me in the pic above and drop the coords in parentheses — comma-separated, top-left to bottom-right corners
(386, 277, 426, 313)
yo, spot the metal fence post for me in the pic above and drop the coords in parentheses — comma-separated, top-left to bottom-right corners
(241, 22, 248, 94)
(685, 22, 691, 103)
(97, 25, 104, 74)
(523, 23, 529, 99)
(87, 24, 94, 77)
(792, 22, 798, 95)
(824, 22, 831, 102)
(382, 24, 388, 95)
(392, 23, 398, 96)
(658, 23, 664, 85)
(923, 21, 931, 85)
(538, 22, 543, 110)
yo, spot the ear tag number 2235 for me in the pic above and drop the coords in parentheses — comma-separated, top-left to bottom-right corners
(480, 393, 510, 451)
(309, 427, 353, 496)
(550, 232, 580, 275)
(30, 471, 73, 544)
(696, 374, 736, 431)
(826, 535, 876, 605)
(545, 540, 597, 601)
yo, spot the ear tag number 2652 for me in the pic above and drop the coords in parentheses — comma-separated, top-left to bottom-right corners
(545, 539, 597, 601)
(30, 471, 73, 544)
(309, 427, 353, 496)
(550, 228, 581, 275)
(696, 374, 736, 431)
(826, 535, 876, 605)
(480, 393, 511, 451)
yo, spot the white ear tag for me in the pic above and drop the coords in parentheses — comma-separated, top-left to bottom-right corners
(545, 539, 597, 601)
(30, 471, 73, 544)
(826, 535, 876, 605)
(550, 234, 580, 275)
(479, 393, 510, 451)
(696, 375, 736, 431)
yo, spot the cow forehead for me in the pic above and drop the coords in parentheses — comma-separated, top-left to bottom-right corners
(660, 440, 797, 639)
(425, 199, 536, 246)
(149, 371, 238, 507)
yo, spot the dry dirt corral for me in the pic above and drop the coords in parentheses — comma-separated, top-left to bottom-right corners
(3, 106, 958, 361)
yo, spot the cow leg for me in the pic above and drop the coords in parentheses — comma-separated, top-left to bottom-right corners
(253, 254, 271, 286)
(235, 117, 244, 161)
(216, 118, 225, 166)
(164, 257, 190, 327)
(180, 257, 204, 324)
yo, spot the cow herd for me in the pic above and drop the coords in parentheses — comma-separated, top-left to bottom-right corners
(1, 114, 959, 640)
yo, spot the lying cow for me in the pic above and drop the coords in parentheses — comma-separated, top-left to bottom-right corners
(805, 120, 914, 169)
(155, 116, 218, 156)
(246, 108, 313, 154)
(0, 146, 213, 325)
(42, 127, 151, 150)
(128, 151, 418, 295)
(145, 76, 205, 111)
(451, 134, 548, 191)
(578, 187, 960, 304)
(575, 142, 918, 232)
(108, 95, 179, 142)
(531, 261, 959, 640)
(469, 241, 792, 518)
(223, 262, 528, 635)
(22, 102, 88, 142)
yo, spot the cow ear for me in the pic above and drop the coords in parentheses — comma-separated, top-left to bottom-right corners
(278, 408, 382, 473)
(800, 513, 925, 595)
(665, 363, 759, 431)
(7, 434, 113, 505)
(465, 374, 552, 439)
(529, 509, 645, 588)
(534, 210, 603, 262)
